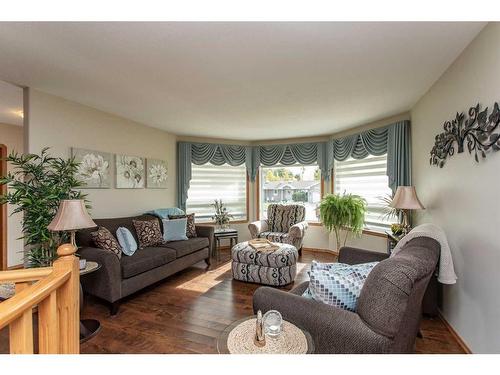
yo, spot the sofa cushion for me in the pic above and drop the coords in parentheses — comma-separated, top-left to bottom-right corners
(302, 261, 379, 312)
(116, 227, 138, 256)
(121, 246, 176, 279)
(258, 231, 293, 244)
(168, 213, 197, 238)
(162, 218, 188, 242)
(165, 237, 209, 258)
(91, 227, 122, 259)
(133, 219, 165, 248)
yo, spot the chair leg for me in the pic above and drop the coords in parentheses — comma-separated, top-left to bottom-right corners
(110, 301, 120, 316)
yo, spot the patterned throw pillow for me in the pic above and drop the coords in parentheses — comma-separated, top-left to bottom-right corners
(168, 213, 197, 238)
(91, 227, 122, 259)
(133, 219, 165, 248)
(302, 261, 379, 312)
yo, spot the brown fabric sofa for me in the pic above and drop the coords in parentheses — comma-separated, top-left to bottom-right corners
(253, 237, 440, 353)
(76, 214, 214, 314)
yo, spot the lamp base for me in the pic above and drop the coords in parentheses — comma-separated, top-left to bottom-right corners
(401, 210, 411, 235)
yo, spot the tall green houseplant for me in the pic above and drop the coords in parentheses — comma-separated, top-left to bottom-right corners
(319, 193, 367, 251)
(0, 148, 87, 267)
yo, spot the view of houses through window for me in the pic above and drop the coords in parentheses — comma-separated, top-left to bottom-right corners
(259, 165, 321, 221)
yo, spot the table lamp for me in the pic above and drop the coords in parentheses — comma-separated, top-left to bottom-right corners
(48, 199, 96, 253)
(390, 186, 425, 234)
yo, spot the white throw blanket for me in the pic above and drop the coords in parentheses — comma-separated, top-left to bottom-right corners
(391, 223, 457, 284)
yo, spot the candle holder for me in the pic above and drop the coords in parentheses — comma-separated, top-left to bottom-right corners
(263, 310, 283, 339)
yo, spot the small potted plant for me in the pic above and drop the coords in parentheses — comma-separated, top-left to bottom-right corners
(319, 193, 366, 251)
(212, 199, 233, 230)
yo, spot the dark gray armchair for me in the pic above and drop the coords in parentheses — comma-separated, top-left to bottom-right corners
(253, 237, 440, 353)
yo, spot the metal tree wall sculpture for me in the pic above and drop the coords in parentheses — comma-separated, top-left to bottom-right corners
(430, 102, 500, 167)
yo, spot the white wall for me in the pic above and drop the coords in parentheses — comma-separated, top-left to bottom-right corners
(412, 22, 499, 353)
(27, 89, 177, 219)
(0, 122, 24, 267)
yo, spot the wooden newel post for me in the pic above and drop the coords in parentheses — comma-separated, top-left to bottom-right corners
(52, 243, 80, 354)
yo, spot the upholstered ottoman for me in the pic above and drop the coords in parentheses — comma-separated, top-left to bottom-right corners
(231, 241, 298, 286)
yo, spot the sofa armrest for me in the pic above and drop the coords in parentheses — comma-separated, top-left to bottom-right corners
(288, 220, 308, 238)
(248, 220, 269, 239)
(195, 224, 214, 255)
(253, 286, 391, 353)
(338, 246, 389, 265)
(78, 246, 122, 303)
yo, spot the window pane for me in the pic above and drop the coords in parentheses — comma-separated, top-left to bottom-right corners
(334, 154, 393, 232)
(260, 165, 321, 222)
(186, 163, 247, 222)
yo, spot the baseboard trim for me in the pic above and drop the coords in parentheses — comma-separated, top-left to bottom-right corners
(302, 247, 338, 256)
(438, 311, 472, 354)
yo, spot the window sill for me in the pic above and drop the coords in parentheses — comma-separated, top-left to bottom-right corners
(362, 228, 388, 238)
(307, 221, 322, 227)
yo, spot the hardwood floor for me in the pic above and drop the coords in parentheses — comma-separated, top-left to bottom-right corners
(0, 249, 465, 354)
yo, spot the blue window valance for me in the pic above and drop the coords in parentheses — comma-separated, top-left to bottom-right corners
(253, 142, 329, 180)
(176, 121, 410, 210)
(328, 120, 411, 192)
(177, 142, 251, 210)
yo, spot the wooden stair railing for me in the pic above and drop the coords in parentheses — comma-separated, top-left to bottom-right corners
(0, 244, 80, 354)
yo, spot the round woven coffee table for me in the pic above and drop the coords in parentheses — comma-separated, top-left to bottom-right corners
(217, 316, 315, 354)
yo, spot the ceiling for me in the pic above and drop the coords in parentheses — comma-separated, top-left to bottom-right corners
(0, 22, 486, 140)
(0, 79, 23, 126)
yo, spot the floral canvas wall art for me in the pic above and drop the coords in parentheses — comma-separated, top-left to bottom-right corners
(116, 154, 145, 188)
(146, 159, 168, 188)
(72, 148, 111, 188)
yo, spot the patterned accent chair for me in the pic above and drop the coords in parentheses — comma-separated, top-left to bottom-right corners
(248, 204, 308, 254)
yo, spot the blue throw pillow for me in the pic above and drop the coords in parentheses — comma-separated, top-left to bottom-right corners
(162, 218, 188, 242)
(116, 227, 138, 256)
(146, 208, 185, 220)
(302, 261, 379, 312)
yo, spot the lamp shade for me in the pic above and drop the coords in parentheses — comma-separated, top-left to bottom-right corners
(47, 199, 96, 231)
(390, 186, 425, 210)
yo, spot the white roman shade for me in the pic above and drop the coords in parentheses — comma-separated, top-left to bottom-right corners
(186, 163, 247, 221)
(334, 154, 393, 231)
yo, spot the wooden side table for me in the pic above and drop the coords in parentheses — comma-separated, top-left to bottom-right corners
(385, 230, 404, 254)
(214, 228, 238, 261)
(79, 261, 101, 343)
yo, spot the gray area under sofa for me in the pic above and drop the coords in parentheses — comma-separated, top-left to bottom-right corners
(76, 214, 214, 314)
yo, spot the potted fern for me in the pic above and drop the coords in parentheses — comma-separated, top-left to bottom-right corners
(0, 148, 87, 267)
(319, 193, 367, 251)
